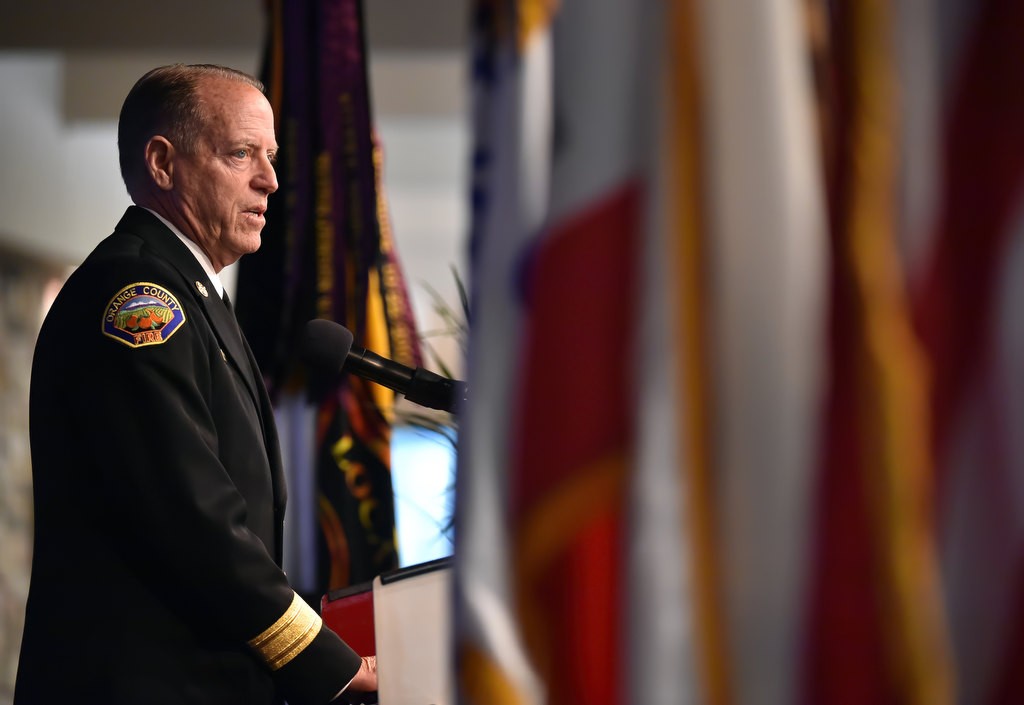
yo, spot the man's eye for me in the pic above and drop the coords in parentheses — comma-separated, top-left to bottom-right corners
(233, 149, 249, 159)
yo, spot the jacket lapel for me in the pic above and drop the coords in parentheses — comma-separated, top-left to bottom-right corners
(115, 207, 288, 555)
(114, 207, 262, 408)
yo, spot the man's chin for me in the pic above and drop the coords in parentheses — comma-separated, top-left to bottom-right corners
(238, 231, 263, 253)
(218, 236, 262, 270)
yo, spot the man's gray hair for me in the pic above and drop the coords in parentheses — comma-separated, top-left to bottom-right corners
(117, 64, 265, 199)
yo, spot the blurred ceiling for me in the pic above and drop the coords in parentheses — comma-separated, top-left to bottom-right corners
(0, 0, 467, 52)
(0, 0, 469, 122)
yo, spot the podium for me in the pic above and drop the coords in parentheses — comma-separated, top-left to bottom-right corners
(322, 557, 453, 705)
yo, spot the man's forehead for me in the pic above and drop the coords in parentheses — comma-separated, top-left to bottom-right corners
(196, 82, 275, 137)
(196, 76, 262, 102)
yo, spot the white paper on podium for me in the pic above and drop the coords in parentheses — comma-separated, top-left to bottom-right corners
(373, 559, 452, 705)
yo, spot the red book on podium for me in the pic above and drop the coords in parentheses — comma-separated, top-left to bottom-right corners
(321, 557, 453, 704)
(321, 580, 377, 658)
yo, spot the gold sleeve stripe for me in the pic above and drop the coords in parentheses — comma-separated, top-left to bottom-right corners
(248, 592, 323, 671)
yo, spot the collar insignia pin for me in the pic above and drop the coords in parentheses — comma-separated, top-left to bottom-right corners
(196, 281, 209, 298)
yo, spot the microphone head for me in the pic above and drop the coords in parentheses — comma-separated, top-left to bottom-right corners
(301, 318, 354, 378)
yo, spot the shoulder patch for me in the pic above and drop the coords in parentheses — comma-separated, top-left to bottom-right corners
(102, 282, 187, 348)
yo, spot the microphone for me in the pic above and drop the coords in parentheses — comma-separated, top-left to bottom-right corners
(301, 318, 467, 414)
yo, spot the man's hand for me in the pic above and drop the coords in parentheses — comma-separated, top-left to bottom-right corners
(348, 655, 377, 692)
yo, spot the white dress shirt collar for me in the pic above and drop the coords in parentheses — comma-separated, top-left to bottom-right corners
(142, 207, 225, 299)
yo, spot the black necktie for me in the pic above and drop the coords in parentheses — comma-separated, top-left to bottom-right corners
(219, 290, 271, 449)
(220, 289, 262, 396)
(219, 290, 249, 369)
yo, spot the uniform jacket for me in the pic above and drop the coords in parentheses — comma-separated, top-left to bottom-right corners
(15, 206, 362, 705)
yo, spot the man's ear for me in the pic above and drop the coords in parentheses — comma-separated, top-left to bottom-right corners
(144, 136, 175, 191)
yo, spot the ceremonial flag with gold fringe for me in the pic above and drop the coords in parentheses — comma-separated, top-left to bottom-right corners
(457, 0, 1024, 704)
(800, 1, 959, 704)
(456, 0, 815, 702)
(690, 1, 831, 703)
(802, 1, 1024, 702)
(236, 0, 422, 594)
(455, 1, 932, 704)
(454, 2, 552, 702)
(909, 1, 1024, 703)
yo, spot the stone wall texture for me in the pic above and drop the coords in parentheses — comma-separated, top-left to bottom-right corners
(0, 251, 63, 704)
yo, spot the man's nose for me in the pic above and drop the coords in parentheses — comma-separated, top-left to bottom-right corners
(254, 154, 279, 194)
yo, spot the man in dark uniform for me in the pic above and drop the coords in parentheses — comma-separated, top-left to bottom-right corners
(14, 64, 376, 704)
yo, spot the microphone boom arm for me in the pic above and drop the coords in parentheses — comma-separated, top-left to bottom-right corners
(345, 347, 467, 414)
(302, 318, 467, 415)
